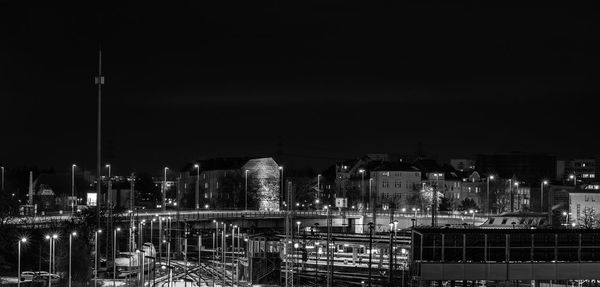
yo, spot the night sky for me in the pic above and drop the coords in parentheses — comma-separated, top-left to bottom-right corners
(1, 1, 599, 173)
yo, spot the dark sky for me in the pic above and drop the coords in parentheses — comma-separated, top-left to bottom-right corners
(1, 1, 599, 174)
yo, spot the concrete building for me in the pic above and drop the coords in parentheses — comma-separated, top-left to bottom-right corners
(370, 162, 421, 209)
(569, 183, 600, 227)
(556, 158, 596, 184)
(189, 157, 281, 211)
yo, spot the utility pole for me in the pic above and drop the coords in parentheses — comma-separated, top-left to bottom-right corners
(284, 181, 294, 287)
(95, 49, 104, 232)
(368, 222, 374, 287)
(389, 209, 395, 286)
(327, 208, 333, 287)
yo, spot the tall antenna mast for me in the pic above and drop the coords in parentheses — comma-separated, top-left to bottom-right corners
(95, 50, 104, 220)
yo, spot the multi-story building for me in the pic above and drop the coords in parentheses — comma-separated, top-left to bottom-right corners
(189, 157, 281, 211)
(370, 162, 421, 209)
(557, 158, 596, 184)
(569, 184, 600, 227)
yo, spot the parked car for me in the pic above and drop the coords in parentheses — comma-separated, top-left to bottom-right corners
(34, 273, 60, 284)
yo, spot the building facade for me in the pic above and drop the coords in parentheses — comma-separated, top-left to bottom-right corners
(370, 162, 421, 209)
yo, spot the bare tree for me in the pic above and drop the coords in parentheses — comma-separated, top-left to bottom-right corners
(579, 208, 599, 229)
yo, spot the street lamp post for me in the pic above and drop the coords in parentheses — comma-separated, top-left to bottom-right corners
(359, 169, 365, 209)
(569, 174, 576, 186)
(163, 167, 169, 212)
(296, 221, 301, 234)
(18, 238, 26, 287)
(541, 180, 548, 212)
(313, 223, 320, 285)
(150, 218, 155, 250)
(388, 223, 394, 286)
(368, 222, 374, 287)
(94, 230, 102, 287)
(106, 164, 112, 207)
(279, 166, 284, 209)
(69, 231, 77, 287)
(317, 174, 321, 209)
(71, 164, 77, 213)
(113, 227, 121, 285)
(487, 175, 494, 214)
(158, 217, 163, 263)
(45, 234, 58, 287)
(245, 170, 249, 210)
(195, 164, 200, 210)
(1, 166, 4, 192)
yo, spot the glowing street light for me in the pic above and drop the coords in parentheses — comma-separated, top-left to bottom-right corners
(194, 164, 200, 210)
(1, 165, 4, 192)
(105, 164, 112, 206)
(541, 180, 549, 211)
(486, 175, 494, 213)
(569, 174, 576, 186)
(45, 234, 58, 287)
(94, 229, 102, 287)
(245, 169, 249, 210)
(69, 231, 77, 287)
(163, 167, 169, 212)
(296, 221, 301, 233)
(18, 238, 26, 287)
(71, 164, 77, 213)
(113, 228, 121, 284)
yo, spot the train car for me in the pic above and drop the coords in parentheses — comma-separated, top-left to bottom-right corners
(115, 242, 156, 278)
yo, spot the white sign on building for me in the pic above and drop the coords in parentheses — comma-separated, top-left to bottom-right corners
(335, 197, 347, 208)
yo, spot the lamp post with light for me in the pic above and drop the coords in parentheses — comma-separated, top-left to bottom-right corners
(359, 169, 365, 209)
(317, 174, 321, 209)
(541, 180, 548, 212)
(106, 164, 112, 207)
(71, 164, 77, 213)
(487, 175, 494, 214)
(18, 237, 26, 287)
(279, 166, 284, 209)
(1, 165, 4, 192)
(367, 222, 374, 287)
(113, 227, 121, 284)
(388, 222, 394, 286)
(195, 164, 200, 210)
(69, 231, 77, 287)
(94, 229, 102, 287)
(163, 167, 169, 212)
(245, 169, 249, 210)
(45, 234, 58, 287)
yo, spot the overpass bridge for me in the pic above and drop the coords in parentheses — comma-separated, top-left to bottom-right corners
(6, 209, 488, 230)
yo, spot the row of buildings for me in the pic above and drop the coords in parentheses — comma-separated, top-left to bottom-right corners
(14, 152, 600, 226)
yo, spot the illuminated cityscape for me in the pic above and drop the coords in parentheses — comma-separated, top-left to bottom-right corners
(1, 1, 599, 287)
